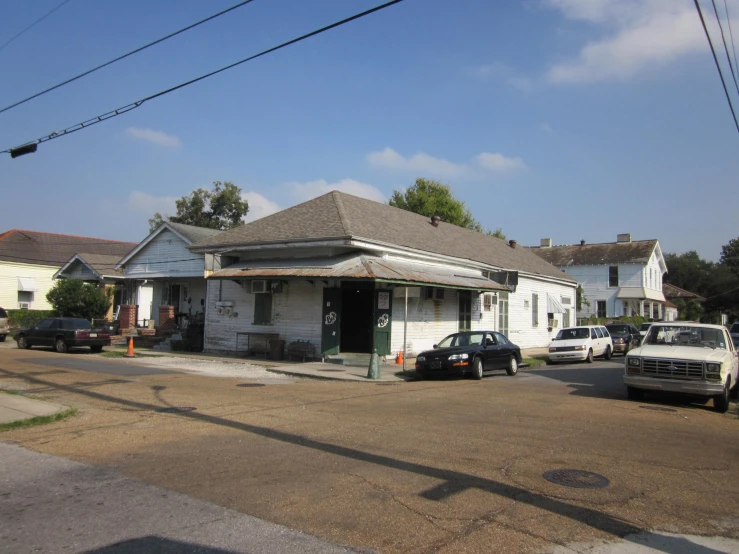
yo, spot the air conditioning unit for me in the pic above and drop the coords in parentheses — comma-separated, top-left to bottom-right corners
(19, 302, 30, 310)
(250, 280, 267, 294)
(271, 281, 284, 293)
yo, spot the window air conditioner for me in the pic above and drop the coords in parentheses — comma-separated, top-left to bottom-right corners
(250, 280, 267, 294)
(19, 302, 30, 310)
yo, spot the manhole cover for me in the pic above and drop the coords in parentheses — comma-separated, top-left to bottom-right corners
(543, 469, 610, 489)
(237, 383, 266, 388)
(640, 405, 677, 412)
(156, 407, 197, 413)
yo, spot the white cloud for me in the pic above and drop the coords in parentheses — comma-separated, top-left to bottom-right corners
(289, 178, 386, 203)
(542, 0, 724, 83)
(126, 127, 182, 148)
(475, 61, 534, 91)
(368, 147, 527, 178)
(127, 191, 177, 216)
(241, 191, 281, 222)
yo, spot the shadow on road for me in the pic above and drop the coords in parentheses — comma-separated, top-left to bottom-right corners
(83, 536, 238, 553)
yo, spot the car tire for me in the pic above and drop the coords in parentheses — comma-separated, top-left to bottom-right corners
(546, 359, 554, 365)
(17, 336, 30, 349)
(585, 349, 594, 363)
(506, 355, 518, 376)
(731, 379, 738, 400)
(90, 345, 103, 353)
(55, 338, 68, 354)
(0, 335, 6, 342)
(604, 346, 612, 360)
(472, 357, 483, 380)
(714, 377, 731, 413)
(627, 386, 644, 401)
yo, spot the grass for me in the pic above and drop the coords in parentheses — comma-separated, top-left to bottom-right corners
(0, 407, 77, 432)
(522, 356, 547, 369)
(100, 350, 158, 359)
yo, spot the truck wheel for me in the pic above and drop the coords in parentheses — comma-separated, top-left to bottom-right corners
(17, 336, 30, 349)
(585, 349, 594, 363)
(604, 346, 612, 360)
(731, 379, 738, 400)
(0, 335, 5, 342)
(714, 378, 731, 413)
(472, 357, 483, 380)
(55, 338, 68, 354)
(627, 386, 644, 401)
(506, 356, 518, 376)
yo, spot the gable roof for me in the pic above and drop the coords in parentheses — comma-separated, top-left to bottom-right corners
(0, 230, 135, 267)
(529, 240, 659, 267)
(54, 253, 127, 280)
(191, 191, 574, 282)
(115, 221, 221, 268)
(663, 283, 707, 302)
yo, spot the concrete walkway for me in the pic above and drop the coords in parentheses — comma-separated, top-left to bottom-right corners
(0, 393, 68, 424)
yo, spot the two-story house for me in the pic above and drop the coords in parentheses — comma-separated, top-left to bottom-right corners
(529, 234, 667, 322)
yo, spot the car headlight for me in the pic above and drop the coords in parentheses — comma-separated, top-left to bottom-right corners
(416, 356, 425, 362)
(549, 347, 557, 353)
(615, 338, 624, 344)
(706, 363, 720, 373)
(448, 353, 469, 361)
(574, 345, 587, 351)
(628, 357, 641, 367)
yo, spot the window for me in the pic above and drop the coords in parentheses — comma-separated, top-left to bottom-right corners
(563, 309, 570, 328)
(35, 319, 53, 329)
(590, 328, 598, 339)
(493, 332, 508, 345)
(483, 293, 494, 312)
(547, 312, 555, 329)
(18, 291, 33, 309)
(609, 266, 618, 287)
(595, 327, 604, 338)
(253, 293, 273, 325)
(596, 300, 606, 318)
(532, 293, 539, 327)
(601, 327, 610, 337)
(498, 292, 509, 336)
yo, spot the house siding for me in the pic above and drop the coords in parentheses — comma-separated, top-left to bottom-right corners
(564, 264, 643, 318)
(125, 229, 204, 277)
(0, 262, 57, 310)
(390, 289, 462, 355)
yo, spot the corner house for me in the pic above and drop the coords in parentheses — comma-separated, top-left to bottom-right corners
(189, 192, 577, 358)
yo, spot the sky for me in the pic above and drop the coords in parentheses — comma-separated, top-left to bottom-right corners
(1, 0, 738, 260)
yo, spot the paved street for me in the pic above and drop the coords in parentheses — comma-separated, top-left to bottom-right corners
(1, 343, 738, 553)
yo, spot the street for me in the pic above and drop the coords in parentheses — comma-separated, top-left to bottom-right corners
(1, 344, 738, 553)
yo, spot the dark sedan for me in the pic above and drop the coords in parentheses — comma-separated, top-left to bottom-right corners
(14, 317, 111, 353)
(605, 324, 640, 355)
(415, 330, 521, 380)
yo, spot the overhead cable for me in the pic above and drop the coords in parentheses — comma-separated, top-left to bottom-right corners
(710, 0, 739, 95)
(722, 0, 739, 80)
(0, 0, 74, 55)
(1, 0, 406, 156)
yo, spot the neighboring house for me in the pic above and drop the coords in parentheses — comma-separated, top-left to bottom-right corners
(189, 191, 577, 357)
(663, 300, 679, 322)
(114, 222, 221, 327)
(662, 283, 707, 322)
(0, 229, 135, 311)
(54, 253, 130, 320)
(529, 234, 667, 322)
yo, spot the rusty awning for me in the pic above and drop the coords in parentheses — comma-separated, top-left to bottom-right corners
(208, 254, 509, 292)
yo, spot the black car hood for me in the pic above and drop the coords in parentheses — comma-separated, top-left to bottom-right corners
(418, 346, 476, 358)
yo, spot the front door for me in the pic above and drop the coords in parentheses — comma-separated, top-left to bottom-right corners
(321, 288, 342, 355)
(373, 289, 392, 356)
(459, 291, 472, 332)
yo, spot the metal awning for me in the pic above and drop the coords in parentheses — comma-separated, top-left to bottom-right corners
(209, 254, 509, 292)
(616, 287, 665, 302)
(547, 293, 566, 314)
(18, 277, 38, 292)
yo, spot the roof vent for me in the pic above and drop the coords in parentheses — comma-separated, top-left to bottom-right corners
(509, 239, 517, 249)
(540, 238, 552, 248)
(580, 240, 586, 246)
(431, 215, 441, 227)
(617, 233, 632, 243)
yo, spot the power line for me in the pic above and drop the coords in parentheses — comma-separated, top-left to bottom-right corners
(0, 0, 74, 55)
(0, 0, 259, 117)
(1, 0, 406, 156)
(693, 0, 739, 134)
(710, 0, 739, 95)
(723, 0, 739, 80)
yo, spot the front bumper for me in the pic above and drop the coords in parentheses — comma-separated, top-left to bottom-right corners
(623, 375, 725, 396)
(612, 343, 628, 353)
(548, 350, 589, 362)
(415, 361, 469, 377)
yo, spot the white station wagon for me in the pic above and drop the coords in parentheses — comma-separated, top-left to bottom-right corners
(624, 323, 739, 412)
(548, 325, 614, 364)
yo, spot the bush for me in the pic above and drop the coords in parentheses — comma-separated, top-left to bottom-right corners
(46, 279, 112, 321)
(6, 309, 56, 330)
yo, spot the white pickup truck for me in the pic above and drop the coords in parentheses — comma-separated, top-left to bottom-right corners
(624, 323, 739, 412)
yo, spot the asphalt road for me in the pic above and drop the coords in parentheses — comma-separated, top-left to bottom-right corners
(1, 345, 738, 553)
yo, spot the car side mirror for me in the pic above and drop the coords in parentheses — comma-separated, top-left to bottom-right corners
(433, 344, 438, 349)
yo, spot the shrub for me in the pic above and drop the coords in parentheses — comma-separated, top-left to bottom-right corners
(46, 279, 112, 321)
(6, 309, 56, 330)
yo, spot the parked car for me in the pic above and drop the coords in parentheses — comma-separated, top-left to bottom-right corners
(638, 323, 653, 339)
(14, 317, 111, 353)
(624, 323, 739, 413)
(547, 325, 613, 364)
(605, 323, 640, 355)
(0, 307, 8, 342)
(415, 331, 521, 380)
(729, 322, 739, 344)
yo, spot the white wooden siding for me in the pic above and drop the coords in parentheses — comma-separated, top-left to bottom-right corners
(390, 290, 461, 355)
(0, 262, 57, 310)
(125, 229, 204, 277)
(564, 264, 643, 318)
(63, 261, 97, 280)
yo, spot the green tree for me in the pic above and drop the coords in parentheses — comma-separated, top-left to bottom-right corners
(576, 284, 590, 313)
(149, 181, 249, 232)
(389, 178, 502, 236)
(720, 238, 739, 276)
(46, 279, 112, 321)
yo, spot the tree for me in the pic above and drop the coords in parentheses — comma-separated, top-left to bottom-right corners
(720, 238, 739, 276)
(46, 279, 112, 321)
(576, 284, 590, 313)
(389, 178, 503, 236)
(149, 181, 249, 232)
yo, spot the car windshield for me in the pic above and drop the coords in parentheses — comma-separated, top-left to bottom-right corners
(60, 319, 92, 330)
(640, 324, 652, 331)
(644, 325, 727, 349)
(554, 328, 590, 340)
(607, 325, 628, 334)
(436, 333, 485, 348)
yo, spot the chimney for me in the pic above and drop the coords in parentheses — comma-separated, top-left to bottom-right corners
(580, 240, 586, 246)
(617, 233, 632, 243)
(431, 215, 441, 227)
(509, 239, 517, 249)
(540, 238, 552, 248)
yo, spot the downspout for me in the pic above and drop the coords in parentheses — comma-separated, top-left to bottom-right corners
(403, 287, 408, 373)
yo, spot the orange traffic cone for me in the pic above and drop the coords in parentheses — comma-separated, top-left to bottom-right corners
(395, 350, 404, 365)
(124, 336, 136, 358)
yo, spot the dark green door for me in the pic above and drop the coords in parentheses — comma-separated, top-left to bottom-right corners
(459, 291, 472, 332)
(373, 289, 392, 356)
(321, 288, 342, 355)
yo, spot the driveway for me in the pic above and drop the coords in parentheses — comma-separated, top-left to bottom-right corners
(0, 348, 737, 553)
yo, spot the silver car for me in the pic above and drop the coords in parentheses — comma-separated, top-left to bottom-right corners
(0, 307, 8, 342)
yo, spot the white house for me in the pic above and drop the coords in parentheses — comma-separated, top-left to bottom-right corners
(189, 192, 577, 358)
(114, 222, 221, 327)
(529, 234, 667, 321)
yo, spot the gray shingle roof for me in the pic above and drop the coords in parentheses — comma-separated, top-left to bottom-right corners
(663, 283, 706, 302)
(529, 240, 658, 267)
(75, 253, 127, 278)
(166, 222, 222, 243)
(0, 230, 136, 267)
(191, 191, 573, 282)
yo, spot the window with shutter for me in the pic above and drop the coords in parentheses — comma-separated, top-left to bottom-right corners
(532, 293, 539, 327)
(253, 293, 273, 325)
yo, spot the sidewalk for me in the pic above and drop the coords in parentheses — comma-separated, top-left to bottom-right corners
(0, 393, 69, 425)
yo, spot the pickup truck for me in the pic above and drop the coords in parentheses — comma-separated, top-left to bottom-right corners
(14, 317, 111, 353)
